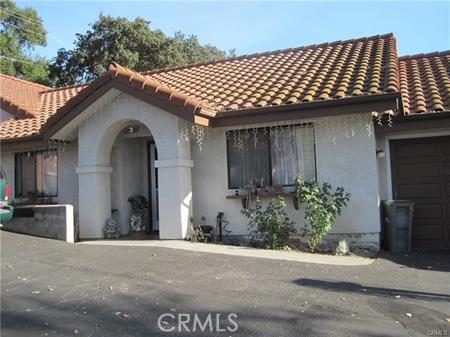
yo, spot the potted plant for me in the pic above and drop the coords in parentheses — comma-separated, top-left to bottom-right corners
(127, 194, 148, 232)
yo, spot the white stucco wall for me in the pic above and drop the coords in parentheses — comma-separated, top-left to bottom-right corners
(192, 112, 380, 242)
(56, 142, 79, 220)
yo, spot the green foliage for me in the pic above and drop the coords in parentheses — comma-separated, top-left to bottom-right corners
(50, 15, 232, 86)
(127, 194, 147, 213)
(295, 178, 351, 252)
(243, 196, 296, 250)
(0, 0, 50, 85)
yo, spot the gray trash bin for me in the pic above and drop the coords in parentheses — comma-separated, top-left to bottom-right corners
(383, 200, 415, 253)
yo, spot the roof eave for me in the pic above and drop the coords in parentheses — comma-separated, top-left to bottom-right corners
(211, 92, 401, 127)
(0, 134, 48, 152)
(375, 110, 450, 134)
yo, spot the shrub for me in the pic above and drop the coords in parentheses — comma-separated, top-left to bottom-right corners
(295, 179, 351, 252)
(243, 196, 296, 250)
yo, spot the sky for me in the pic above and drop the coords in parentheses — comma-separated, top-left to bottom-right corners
(16, 1, 450, 61)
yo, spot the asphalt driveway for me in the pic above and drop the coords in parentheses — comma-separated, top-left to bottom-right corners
(1, 231, 449, 337)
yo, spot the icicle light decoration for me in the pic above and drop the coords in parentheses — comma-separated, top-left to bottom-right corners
(178, 111, 393, 150)
(191, 124, 208, 150)
(47, 139, 66, 153)
(178, 119, 209, 150)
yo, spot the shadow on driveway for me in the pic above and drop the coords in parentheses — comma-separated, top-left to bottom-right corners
(294, 278, 450, 302)
(377, 250, 450, 272)
(1, 289, 400, 337)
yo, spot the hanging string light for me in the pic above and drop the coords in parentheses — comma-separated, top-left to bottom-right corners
(176, 109, 393, 150)
(252, 127, 258, 148)
(191, 124, 208, 150)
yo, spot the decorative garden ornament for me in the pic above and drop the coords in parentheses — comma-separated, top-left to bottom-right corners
(104, 218, 120, 239)
(130, 214, 145, 232)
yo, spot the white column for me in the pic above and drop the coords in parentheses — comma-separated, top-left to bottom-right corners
(155, 159, 194, 239)
(76, 165, 113, 239)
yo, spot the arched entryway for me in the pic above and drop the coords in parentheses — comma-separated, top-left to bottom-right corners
(75, 93, 193, 240)
(108, 121, 159, 238)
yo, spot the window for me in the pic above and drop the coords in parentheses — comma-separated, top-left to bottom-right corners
(226, 124, 316, 189)
(15, 150, 58, 197)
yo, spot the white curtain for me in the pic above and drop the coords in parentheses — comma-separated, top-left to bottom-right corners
(296, 126, 316, 182)
(228, 125, 316, 189)
(36, 152, 58, 196)
(271, 130, 298, 185)
(271, 125, 316, 185)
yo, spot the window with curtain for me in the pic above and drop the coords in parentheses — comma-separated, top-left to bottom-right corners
(15, 150, 58, 197)
(227, 125, 316, 189)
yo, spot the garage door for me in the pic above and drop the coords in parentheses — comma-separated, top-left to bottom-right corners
(390, 136, 450, 249)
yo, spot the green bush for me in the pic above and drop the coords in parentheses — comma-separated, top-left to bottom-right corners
(295, 179, 350, 252)
(243, 196, 296, 250)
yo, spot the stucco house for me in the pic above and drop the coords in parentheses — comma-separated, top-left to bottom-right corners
(1, 33, 449, 251)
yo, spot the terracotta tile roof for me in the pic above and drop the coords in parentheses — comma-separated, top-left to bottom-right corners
(40, 62, 215, 137)
(145, 33, 399, 112)
(1, 61, 208, 141)
(0, 78, 86, 139)
(398, 51, 450, 114)
(1, 33, 449, 142)
(108, 62, 213, 115)
(0, 74, 50, 118)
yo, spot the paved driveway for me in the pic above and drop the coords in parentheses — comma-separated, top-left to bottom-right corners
(1, 231, 449, 337)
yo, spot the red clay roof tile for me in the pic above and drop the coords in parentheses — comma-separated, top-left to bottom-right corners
(0, 73, 49, 118)
(398, 51, 450, 114)
(1, 34, 449, 142)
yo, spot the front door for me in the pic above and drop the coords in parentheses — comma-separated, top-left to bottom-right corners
(148, 142, 159, 232)
(390, 136, 450, 249)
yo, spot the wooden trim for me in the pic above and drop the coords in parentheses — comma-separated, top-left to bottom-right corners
(375, 113, 450, 134)
(194, 114, 211, 126)
(212, 93, 400, 127)
(1, 136, 48, 152)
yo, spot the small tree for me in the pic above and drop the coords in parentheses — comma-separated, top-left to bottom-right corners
(243, 196, 296, 250)
(295, 179, 350, 252)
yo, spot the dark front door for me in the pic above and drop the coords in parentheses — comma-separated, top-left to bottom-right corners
(147, 141, 159, 232)
(390, 136, 450, 249)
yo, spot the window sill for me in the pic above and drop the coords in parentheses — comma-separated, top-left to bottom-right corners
(226, 192, 299, 210)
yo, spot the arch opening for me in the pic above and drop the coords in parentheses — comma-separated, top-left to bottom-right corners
(77, 93, 193, 240)
(105, 120, 159, 239)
